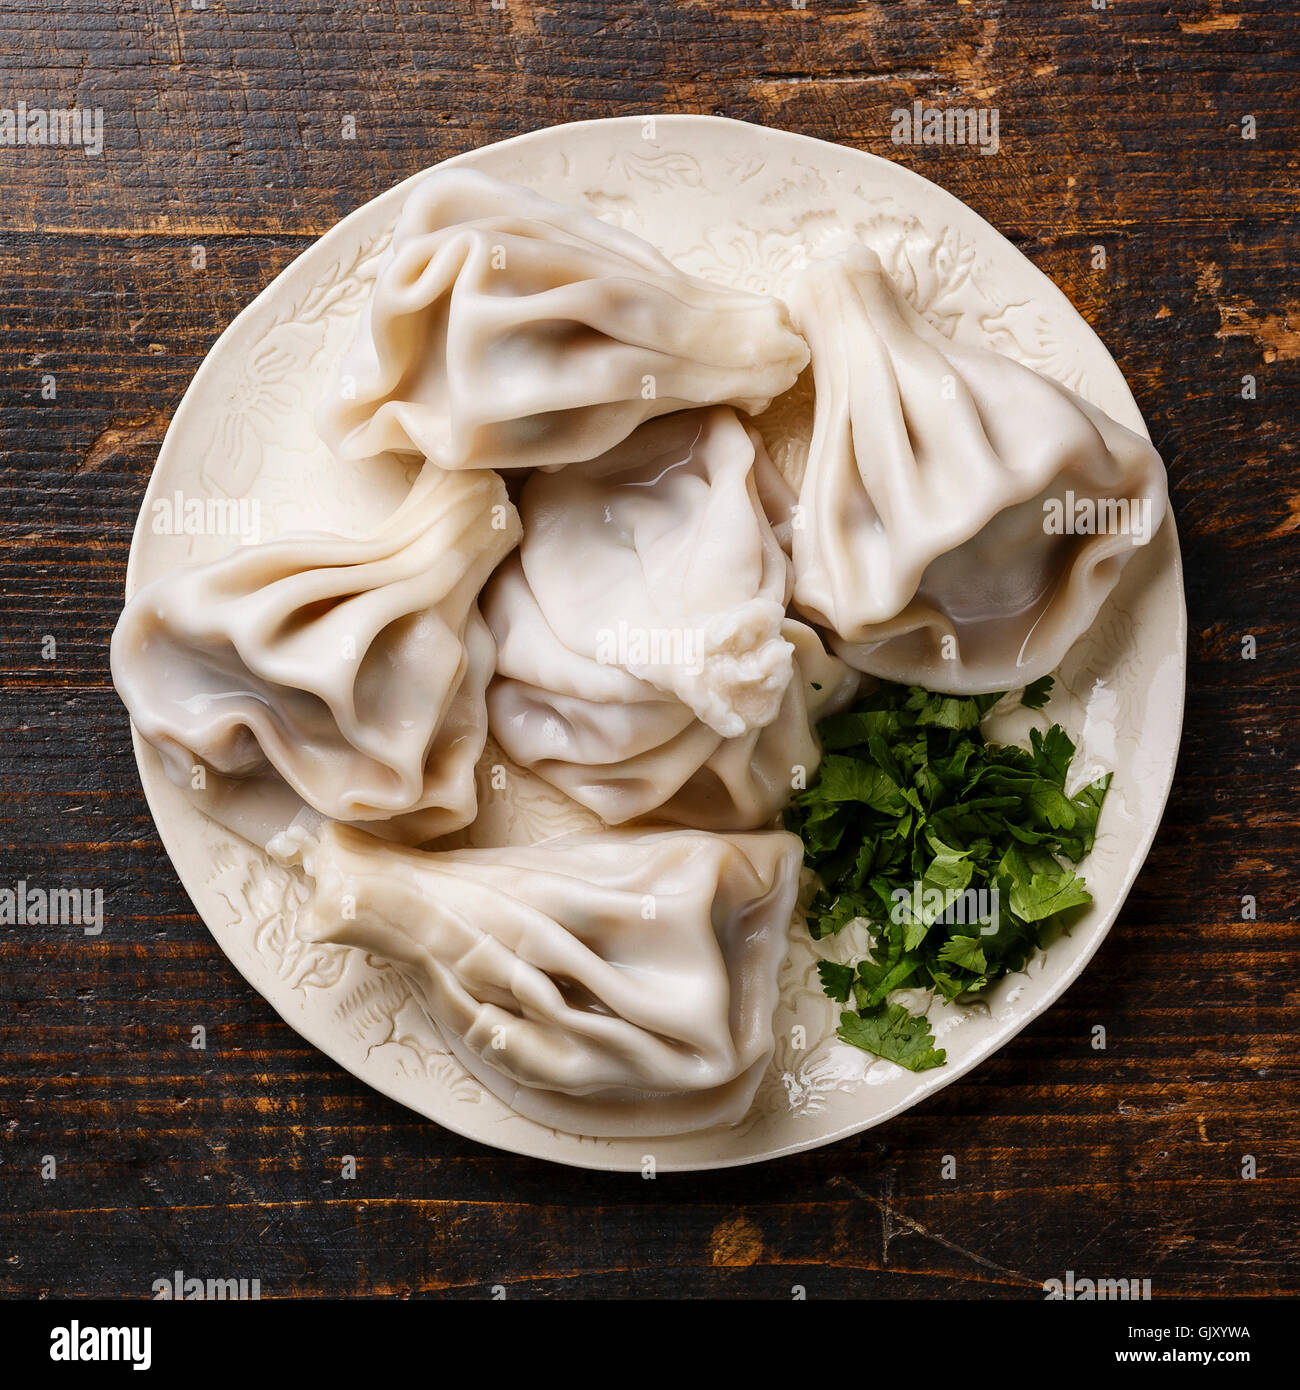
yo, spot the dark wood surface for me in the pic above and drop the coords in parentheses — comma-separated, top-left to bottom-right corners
(1, 0, 1297, 1300)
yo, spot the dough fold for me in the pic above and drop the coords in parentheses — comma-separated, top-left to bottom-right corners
(484, 408, 859, 827)
(319, 168, 809, 470)
(111, 465, 521, 839)
(785, 246, 1169, 692)
(272, 820, 803, 1138)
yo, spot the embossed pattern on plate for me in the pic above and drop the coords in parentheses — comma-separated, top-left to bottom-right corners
(124, 116, 1186, 1171)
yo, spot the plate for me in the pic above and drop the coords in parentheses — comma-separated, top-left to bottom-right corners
(123, 114, 1186, 1171)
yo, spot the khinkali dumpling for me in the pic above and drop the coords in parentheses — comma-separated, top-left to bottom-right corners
(784, 246, 1169, 692)
(483, 408, 859, 827)
(508, 406, 797, 737)
(319, 168, 809, 470)
(271, 820, 802, 1137)
(111, 464, 521, 840)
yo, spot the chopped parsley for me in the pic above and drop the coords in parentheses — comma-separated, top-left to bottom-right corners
(784, 678, 1109, 1072)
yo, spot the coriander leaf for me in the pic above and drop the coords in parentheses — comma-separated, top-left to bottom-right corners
(938, 933, 988, 974)
(809, 754, 906, 812)
(854, 951, 922, 1008)
(930, 966, 988, 1002)
(809, 888, 874, 939)
(1030, 724, 1076, 788)
(817, 960, 855, 1003)
(837, 1005, 947, 1072)
(902, 913, 931, 952)
(796, 801, 849, 855)
(1008, 868, 1093, 923)
(866, 732, 906, 788)
(909, 691, 996, 732)
(817, 709, 899, 751)
(1063, 772, 1112, 858)
(1020, 675, 1055, 709)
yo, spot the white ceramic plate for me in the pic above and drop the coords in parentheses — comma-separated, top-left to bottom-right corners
(123, 115, 1186, 1172)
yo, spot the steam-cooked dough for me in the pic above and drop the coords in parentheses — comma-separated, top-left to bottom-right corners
(785, 245, 1169, 693)
(271, 820, 802, 1138)
(111, 464, 521, 840)
(512, 407, 797, 737)
(483, 408, 860, 827)
(318, 168, 809, 470)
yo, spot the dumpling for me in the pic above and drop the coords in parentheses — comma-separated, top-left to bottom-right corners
(270, 819, 802, 1137)
(318, 168, 809, 470)
(784, 245, 1170, 693)
(489, 587, 855, 828)
(482, 408, 860, 827)
(509, 406, 797, 737)
(111, 464, 521, 840)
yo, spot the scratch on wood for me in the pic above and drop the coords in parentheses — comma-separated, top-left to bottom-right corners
(1215, 303, 1300, 363)
(75, 410, 170, 476)
(1178, 12, 1244, 34)
(708, 1214, 764, 1267)
(829, 1175, 1041, 1290)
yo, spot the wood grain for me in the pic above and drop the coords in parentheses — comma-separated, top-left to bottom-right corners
(1, 0, 1297, 1299)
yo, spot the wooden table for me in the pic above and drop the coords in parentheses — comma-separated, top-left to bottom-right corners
(2, 0, 1296, 1299)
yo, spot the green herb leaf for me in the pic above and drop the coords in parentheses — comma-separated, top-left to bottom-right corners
(817, 960, 856, 1003)
(1020, 675, 1055, 709)
(837, 1005, 947, 1072)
